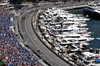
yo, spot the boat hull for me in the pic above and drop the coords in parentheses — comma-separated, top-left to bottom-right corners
(84, 7, 100, 19)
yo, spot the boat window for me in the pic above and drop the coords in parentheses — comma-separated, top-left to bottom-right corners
(64, 17, 67, 19)
(53, 14, 57, 16)
(46, 12, 49, 14)
(73, 36, 80, 38)
(58, 17, 63, 21)
(79, 39, 87, 41)
(62, 40, 67, 43)
(56, 40, 60, 43)
(87, 7, 94, 10)
(47, 20, 51, 22)
(68, 40, 76, 42)
(45, 23, 48, 25)
(69, 17, 73, 18)
(83, 45, 90, 49)
(97, 4, 100, 6)
(67, 36, 80, 38)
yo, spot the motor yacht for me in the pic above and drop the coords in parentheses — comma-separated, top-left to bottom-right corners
(84, 2, 100, 19)
(37, 7, 98, 66)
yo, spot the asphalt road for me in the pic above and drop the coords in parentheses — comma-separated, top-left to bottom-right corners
(18, 8, 71, 66)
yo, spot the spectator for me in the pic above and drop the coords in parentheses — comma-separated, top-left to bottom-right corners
(0, 6, 42, 66)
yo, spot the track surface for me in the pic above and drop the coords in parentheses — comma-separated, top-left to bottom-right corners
(19, 8, 70, 66)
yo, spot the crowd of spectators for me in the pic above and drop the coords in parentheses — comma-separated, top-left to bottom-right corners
(0, 6, 42, 66)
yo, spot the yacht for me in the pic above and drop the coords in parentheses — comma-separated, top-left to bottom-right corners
(37, 8, 99, 66)
(84, 2, 100, 19)
(57, 9, 90, 21)
(55, 33, 93, 44)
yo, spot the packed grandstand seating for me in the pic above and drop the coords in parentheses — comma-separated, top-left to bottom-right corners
(0, 6, 42, 66)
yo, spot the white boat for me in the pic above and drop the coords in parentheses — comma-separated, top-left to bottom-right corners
(55, 32, 90, 37)
(57, 9, 90, 21)
(38, 7, 97, 66)
(56, 34, 93, 44)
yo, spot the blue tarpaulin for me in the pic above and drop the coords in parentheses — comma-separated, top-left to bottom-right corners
(95, 59, 100, 62)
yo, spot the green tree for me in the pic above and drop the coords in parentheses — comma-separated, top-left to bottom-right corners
(0, 58, 5, 66)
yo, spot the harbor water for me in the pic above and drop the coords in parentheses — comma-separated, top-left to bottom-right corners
(68, 8, 100, 49)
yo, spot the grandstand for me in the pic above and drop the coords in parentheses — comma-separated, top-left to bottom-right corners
(0, 5, 43, 66)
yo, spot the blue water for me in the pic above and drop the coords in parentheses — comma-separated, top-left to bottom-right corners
(88, 19, 100, 48)
(68, 9, 100, 48)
